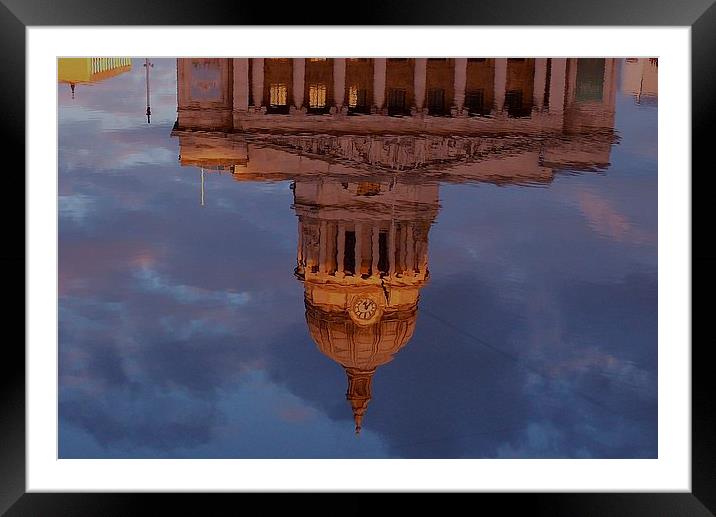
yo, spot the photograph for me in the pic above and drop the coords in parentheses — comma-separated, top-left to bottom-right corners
(57, 56, 659, 460)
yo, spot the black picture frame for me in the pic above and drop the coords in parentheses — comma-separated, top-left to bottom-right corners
(2, 1, 711, 513)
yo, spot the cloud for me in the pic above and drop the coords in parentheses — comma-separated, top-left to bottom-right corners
(133, 265, 251, 307)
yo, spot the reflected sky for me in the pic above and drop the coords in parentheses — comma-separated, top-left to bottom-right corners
(58, 58, 657, 458)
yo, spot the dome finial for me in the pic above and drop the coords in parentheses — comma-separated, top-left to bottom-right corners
(346, 368, 374, 437)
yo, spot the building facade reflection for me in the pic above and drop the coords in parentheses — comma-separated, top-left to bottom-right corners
(176, 58, 617, 133)
(621, 58, 658, 105)
(171, 57, 622, 433)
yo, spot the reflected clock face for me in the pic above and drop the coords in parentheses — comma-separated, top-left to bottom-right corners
(353, 298, 378, 321)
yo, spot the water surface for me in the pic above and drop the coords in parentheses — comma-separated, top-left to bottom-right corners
(58, 58, 657, 458)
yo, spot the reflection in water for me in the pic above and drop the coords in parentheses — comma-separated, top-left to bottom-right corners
(621, 58, 658, 106)
(171, 57, 627, 434)
(58, 58, 132, 99)
(294, 177, 437, 433)
(57, 57, 657, 458)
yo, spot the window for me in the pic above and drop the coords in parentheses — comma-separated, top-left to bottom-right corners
(308, 58, 327, 62)
(343, 231, 356, 275)
(348, 86, 359, 107)
(269, 84, 287, 107)
(378, 232, 389, 275)
(356, 182, 381, 196)
(348, 85, 369, 113)
(267, 83, 289, 114)
(427, 88, 446, 115)
(466, 89, 486, 115)
(504, 89, 532, 118)
(388, 58, 408, 62)
(468, 58, 487, 63)
(308, 84, 327, 109)
(575, 58, 605, 102)
(387, 88, 407, 115)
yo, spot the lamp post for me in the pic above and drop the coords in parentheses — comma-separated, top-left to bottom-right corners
(143, 58, 153, 123)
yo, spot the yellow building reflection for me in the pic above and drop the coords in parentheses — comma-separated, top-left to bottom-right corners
(58, 58, 132, 97)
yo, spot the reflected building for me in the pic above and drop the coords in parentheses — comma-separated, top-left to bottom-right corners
(171, 57, 623, 433)
(176, 58, 617, 133)
(174, 58, 619, 182)
(58, 58, 132, 98)
(621, 58, 658, 106)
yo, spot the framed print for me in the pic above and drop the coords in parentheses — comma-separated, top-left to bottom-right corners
(3, 0, 713, 514)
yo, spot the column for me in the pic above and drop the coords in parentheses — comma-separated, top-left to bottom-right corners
(399, 226, 407, 273)
(602, 58, 615, 106)
(293, 58, 305, 110)
(453, 58, 467, 113)
(548, 58, 566, 113)
(388, 221, 396, 277)
(418, 234, 429, 280)
(232, 58, 249, 111)
(532, 58, 547, 111)
(413, 58, 427, 112)
(354, 223, 363, 276)
(405, 223, 415, 275)
(493, 58, 507, 113)
(336, 223, 345, 277)
(373, 58, 386, 111)
(305, 224, 317, 272)
(318, 221, 328, 273)
(371, 226, 380, 277)
(297, 220, 304, 275)
(333, 58, 346, 112)
(565, 58, 578, 104)
(251, 58, 264, 108)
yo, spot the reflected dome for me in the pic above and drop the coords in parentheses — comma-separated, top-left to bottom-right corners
(306, 297, 417, 372)
(305, 295, 418, 435)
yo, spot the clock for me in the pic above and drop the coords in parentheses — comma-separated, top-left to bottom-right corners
(352, 297, 378, 322)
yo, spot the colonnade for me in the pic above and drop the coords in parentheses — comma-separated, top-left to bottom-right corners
(228, 58, 570, 116)
(296, 219, 430, 283)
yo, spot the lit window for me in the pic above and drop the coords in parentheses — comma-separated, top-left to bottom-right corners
(348, 86, 358, 107)
(348, 86, 369, 113)
(309, 84, 327, 108)
(356, 183, 381, 196)
(270, 84, 287, 106)
(308, 58, 327, 62)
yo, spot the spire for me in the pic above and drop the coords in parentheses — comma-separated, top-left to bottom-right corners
(345, 368, 375, 436)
